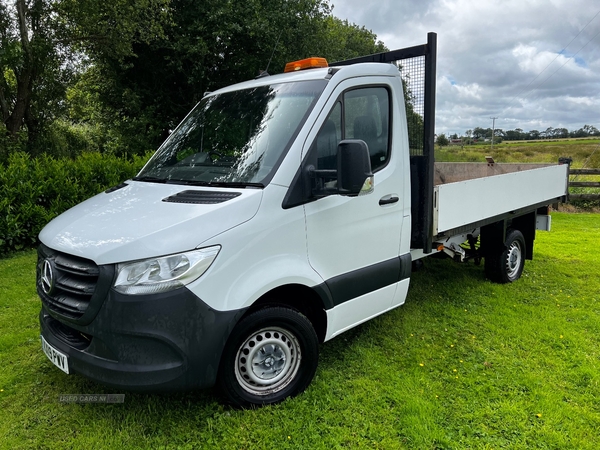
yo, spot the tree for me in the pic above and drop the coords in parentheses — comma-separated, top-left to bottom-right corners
(2, 0, 389, 157)
(0, 0, 169, 156)
(436, 133, 449, 147)
(80, 0, 389, 154)
(503, 128, 525, 141)
(0, 0, 64, 141)
(541, 127, 554, 139)
(554, 128, 568, 138)
(473, 127, 489, 139)
(571, 124, 600, 137)
(583, 124, 600, 136)
(315, 16, 386, 63)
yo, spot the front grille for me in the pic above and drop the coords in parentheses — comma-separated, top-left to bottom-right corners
(37, 249, 100, 319)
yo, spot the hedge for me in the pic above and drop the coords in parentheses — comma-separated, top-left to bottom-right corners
(0, 152, 151, 256)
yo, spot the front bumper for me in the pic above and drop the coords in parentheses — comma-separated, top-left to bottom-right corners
(39, 286, 247, 391)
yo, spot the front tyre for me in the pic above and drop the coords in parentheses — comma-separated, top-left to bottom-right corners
(217, 307, 319, 408)
(484, 229, 526, 283)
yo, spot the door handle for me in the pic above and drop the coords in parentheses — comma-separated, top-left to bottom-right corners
(379, 195, 399, 206)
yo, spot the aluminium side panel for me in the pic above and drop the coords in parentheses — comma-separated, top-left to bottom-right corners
(433, 165, 568, 235)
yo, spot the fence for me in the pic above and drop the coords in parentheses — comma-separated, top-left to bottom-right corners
(569, 168, 600, 201)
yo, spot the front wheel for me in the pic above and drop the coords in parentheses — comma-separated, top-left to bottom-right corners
(217, 307, 319, 408)
(484, 229, 526, 283)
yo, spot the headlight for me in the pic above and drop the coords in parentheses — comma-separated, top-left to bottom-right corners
(114, 246, 221, 295)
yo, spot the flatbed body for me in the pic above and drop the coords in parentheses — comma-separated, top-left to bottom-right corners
(433, 163, 568, 236)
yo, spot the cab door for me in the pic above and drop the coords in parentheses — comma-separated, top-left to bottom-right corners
(303, 80, 405, 337)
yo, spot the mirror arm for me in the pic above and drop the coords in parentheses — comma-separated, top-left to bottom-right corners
(307, 165, 337, 179)
(306, 165, 338, 197)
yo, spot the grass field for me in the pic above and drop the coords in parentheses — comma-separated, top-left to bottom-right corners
(435, 138, 600, 168)
(1, 212, 599, 449)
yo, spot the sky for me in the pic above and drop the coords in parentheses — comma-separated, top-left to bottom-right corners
(330, 0, 600, 136)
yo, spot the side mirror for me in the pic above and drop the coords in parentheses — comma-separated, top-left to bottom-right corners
(337, 140, 373, 196)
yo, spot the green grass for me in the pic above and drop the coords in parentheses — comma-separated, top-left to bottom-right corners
(1, 213, 599, 449)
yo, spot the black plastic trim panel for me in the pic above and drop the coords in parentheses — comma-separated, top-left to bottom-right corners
(315, 253, 412, 309)
(44, 314, 92, 350)
(163, 190, 242, 204)
(105, 182, 128, 193)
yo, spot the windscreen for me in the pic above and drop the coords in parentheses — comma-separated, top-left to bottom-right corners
(136, 80, 327, 187)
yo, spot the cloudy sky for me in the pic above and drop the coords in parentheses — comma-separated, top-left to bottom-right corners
(330, 0, 600, 136)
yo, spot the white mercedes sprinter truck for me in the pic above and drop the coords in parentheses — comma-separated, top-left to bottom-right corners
(37, 34, 569, 407)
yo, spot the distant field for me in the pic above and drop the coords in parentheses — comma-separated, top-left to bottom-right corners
(502, 136, 599, 144)
(436, 138, 600, 168)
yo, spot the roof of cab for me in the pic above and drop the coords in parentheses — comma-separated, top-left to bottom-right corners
(208, 62, 401, 97)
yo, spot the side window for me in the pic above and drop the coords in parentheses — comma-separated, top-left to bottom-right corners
(313, 87, 390, 172)
(344, 87, 390, 171)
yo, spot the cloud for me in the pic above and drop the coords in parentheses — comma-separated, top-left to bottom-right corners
(330, 0, 600, 134)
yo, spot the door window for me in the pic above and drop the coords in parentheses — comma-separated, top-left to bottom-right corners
(314, 87, 390, 172)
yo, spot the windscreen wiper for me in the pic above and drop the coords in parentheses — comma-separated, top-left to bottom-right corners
(206, 181, 264, 189)
(173, 180, 265, 189)
(132, 176, 168, 184)
(133, 177, 264, 189)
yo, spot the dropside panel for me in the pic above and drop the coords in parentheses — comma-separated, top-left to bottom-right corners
(434, 165, 568, 235)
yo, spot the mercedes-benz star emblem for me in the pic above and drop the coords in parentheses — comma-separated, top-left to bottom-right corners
(41, 259, 55, 295)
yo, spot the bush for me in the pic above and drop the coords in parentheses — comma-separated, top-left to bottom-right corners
(0, 131, 27, 163)
(0, 152, 150, 255)
(436, 133, 449, 147)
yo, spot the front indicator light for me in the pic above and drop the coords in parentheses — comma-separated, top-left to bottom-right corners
(114, 246, 221, 295)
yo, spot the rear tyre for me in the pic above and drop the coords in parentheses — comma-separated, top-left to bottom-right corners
(217, 307, 319, 408)
(484, 229, 526, 283)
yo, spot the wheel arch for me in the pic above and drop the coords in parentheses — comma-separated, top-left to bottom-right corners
(509, 210, 537, 260)
(483, 224, 527, 283)
(239, 284, 328, 344)
(481, 209, 538, 261)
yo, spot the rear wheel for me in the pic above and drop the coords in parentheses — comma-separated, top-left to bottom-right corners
(484, 229, 526, 283)
(217, 307, 319, 408)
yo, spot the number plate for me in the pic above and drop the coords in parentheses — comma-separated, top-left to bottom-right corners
(41, 335, 70, 374)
